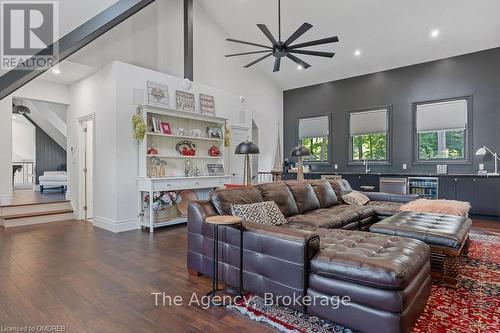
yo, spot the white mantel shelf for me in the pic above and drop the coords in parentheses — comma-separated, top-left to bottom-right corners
(142, 104, 227, 124)
(147, 132, 223, 142)
(146, 154, 222, 159)
(138, 175, 231, 191)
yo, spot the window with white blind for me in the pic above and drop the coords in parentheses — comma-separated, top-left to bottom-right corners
(298, 115, 330, 162)
(349, 108, 390, 161)
(414, 98, 469, 161)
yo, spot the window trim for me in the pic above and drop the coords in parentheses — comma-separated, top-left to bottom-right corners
(347, 105, 392, 165)
(412, 95, 473, 165)
(296, 113, 332, 165)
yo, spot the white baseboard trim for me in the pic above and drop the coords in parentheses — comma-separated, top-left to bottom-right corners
(0, 195, 13, 205)
(92, 216, 138, 233)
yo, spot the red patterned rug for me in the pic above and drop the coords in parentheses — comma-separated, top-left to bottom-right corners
(228, 233, 500, 333)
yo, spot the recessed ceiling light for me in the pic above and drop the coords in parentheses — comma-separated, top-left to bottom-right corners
(297, 65, 303, 70)
(52, 68, 61, 74)
(354, 49, 362, 57)
(430, 29, 440, 38)
(12, 115, 17, 119)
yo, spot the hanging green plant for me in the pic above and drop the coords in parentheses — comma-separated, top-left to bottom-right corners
(133, 105, 146, 141)
(224, 121, 231, 147)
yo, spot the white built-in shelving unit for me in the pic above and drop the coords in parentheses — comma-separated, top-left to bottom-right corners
(137, 105, 231, 232)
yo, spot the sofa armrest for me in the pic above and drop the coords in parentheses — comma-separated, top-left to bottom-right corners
(361, 191, 418, 203)
(242, 222, 320, 311)
(243, 222, 320, 263)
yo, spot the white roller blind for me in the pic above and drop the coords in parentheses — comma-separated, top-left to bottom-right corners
(350, 109, 388, 136)
(417, 99, 467, 132)
(299, 116, 329, 139)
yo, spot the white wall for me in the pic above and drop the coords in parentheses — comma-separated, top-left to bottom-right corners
(193, 2, 283, 171)
(67, 60, 271, 231)
(12, 116, 35, 162)
(68, 0, 282, 170)
(67, 64, 118, 228)
(0, 98, 13, 202)
(68, 0, 184, 78)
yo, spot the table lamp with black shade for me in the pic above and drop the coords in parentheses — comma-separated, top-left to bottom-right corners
(291, 145, 311, 181)
(235, 140, 260, 185)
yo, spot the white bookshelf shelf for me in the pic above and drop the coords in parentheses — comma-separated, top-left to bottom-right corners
(147, 132, 223, 142)
(143, 104, 226, 124)
(146, 154, 222, 159)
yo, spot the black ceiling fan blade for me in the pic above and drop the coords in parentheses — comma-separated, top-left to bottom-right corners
(286, 53, 311, 69)
(225, 50, 272, 57)
(282, 23, 313, 47)
(257, 24, 278, 47)
(243, 53, 273, 68)
(226, 38, 273, 49)
(273, 57, 281, 72)
(287, 36, 339, 50)
(288, 50, 335, 58)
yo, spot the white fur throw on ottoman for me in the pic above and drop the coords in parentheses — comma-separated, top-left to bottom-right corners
(400, 199, 471, 217)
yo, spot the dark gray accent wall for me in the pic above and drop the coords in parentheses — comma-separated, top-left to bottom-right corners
(24, 116, 66, 184)
(34, 127, 67, 184)
(283, 47, 500, 174)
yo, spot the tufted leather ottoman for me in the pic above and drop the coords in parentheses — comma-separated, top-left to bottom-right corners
(370, 211, 471, 288)
(307, 229, 431, 333)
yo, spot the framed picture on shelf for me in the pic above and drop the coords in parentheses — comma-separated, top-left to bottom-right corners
(160, 122, 172, 135)
(147, 81, 169, 107)
(207, 163, 225, 176)
(207, 126, 223, 139)
(176, 90, 196, 112)
(200, 93, 215, 115)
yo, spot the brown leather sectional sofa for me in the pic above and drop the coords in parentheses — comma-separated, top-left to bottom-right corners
(187, 180, 430, 333)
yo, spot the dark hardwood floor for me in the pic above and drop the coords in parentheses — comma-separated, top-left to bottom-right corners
(0, 219, 498, 332)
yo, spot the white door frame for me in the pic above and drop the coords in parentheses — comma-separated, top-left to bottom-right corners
(228, 124, 250, 184)
(78, 113, 95, 220)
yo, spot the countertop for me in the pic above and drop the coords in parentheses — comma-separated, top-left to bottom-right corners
(288, 171, 500, 178)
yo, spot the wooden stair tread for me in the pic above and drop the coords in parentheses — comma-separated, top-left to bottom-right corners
(2, 209, 74, 220)
(0, 199, 70, 208)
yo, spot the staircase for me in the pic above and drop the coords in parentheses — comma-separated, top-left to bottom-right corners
(0, 200, 74, 228)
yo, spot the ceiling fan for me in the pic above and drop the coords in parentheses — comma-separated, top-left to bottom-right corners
(225, 0, 339, 72)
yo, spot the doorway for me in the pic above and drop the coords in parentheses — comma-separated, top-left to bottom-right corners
(78, 115, 94, 220)
(230, 125, 250, 184)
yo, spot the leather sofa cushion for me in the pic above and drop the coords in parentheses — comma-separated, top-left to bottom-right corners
(370, 211, 471, 249)
(311, 229, 430, 290)
(286, 205, 376, 230)
(308, 180, 339, 208)
(209, 187, 263, 215)
(285, 181, 320, 213)
(366, 201, 403, 216)
(257, 182, 299, 217)
(328, 179, 353, 196)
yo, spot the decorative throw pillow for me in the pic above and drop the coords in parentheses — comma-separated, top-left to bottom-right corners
(231, 201, 287, 225)
(342, 191, 370, 206)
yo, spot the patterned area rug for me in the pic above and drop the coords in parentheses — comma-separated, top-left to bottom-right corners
(228, 233, 500, 333)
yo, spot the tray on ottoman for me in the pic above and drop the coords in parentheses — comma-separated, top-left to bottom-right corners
(370, 211, 471, 288)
